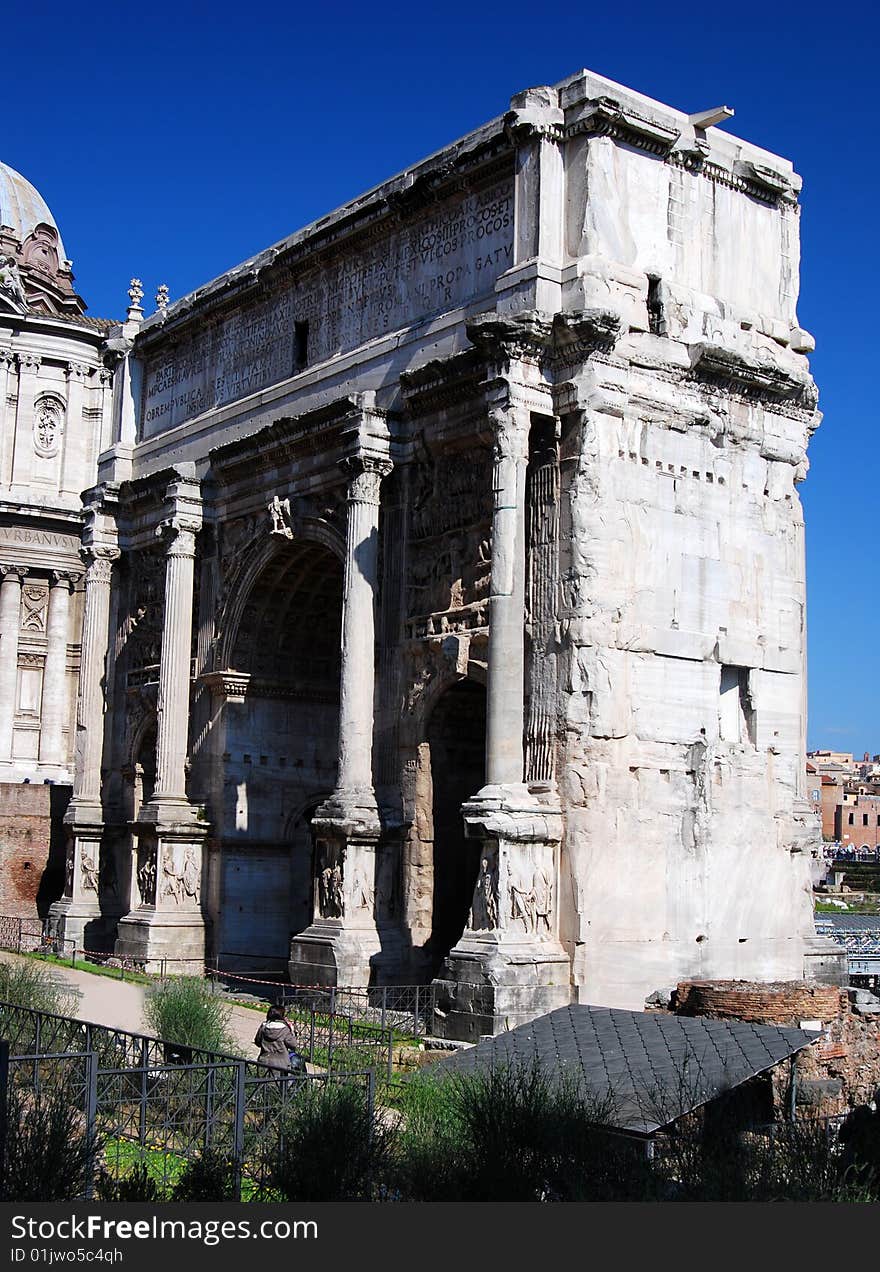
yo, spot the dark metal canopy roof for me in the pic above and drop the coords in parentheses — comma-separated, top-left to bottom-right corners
(433, 1005, 818, 1136)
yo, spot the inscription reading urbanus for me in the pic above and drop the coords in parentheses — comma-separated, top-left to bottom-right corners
(142, 178, 514, 436)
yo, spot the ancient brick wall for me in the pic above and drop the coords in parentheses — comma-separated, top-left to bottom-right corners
(674, 979, 880, 1116)
(0, 782, 69, 919)
(675, 980, 844, 1025)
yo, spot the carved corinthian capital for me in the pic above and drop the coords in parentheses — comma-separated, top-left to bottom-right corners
(342, 455, 393, 506)
(156, 517, 200, 558)
(80, 545, 120, 585)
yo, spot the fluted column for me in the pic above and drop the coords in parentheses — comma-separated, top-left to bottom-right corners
(72, 548, 119, 806)
(485, 404, 530, 787)
(0, 565, 26, 763)
(39, 570, 79, 768)
(152, 519, 198, 804)
(335, 457, 392, 800)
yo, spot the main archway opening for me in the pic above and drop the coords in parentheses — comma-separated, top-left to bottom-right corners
(217, 540, 343, 973)
(424, 678, 486, 976)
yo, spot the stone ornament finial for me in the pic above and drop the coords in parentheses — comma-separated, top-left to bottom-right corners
(126, 278, 144, 320)
(155, 283, 169, 316)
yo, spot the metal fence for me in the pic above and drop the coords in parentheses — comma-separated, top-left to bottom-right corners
(0, 996, 393, 1084)
(278, 983, 436, 1037)
(3, 1042, 374, 1200)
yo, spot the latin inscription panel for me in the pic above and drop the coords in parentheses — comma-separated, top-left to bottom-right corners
(142, 177, 514, 436)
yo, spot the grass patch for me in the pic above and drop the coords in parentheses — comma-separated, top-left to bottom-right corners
(29, 951, 153, 985)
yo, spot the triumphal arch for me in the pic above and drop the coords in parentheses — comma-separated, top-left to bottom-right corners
(50, 69, 828, 1038)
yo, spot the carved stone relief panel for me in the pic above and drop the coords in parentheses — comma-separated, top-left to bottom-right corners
(506, 846, 554, 936)
(315, 838, 344, 918)
(136, 843, 157, 906)
(469, 842, 499, 931)
(20, 580, 48, 633)
(406, 445, 492, 635)
(33, 396, 63, 458)
(161, 844, 201, 905)
(123, 548, 165, 682)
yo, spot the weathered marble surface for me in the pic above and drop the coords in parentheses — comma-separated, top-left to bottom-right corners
(54, 67, 841, 1027)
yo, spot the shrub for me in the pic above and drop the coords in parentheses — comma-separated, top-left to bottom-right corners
(95, 1164, 167, 1202)
(264, 1080, 392, 1201)
(0, 959, 77, 1017)
(0, 1086, 99, 1201)
(142, 977, 237, 1056)
(392, 1060, 648, 1202)
(172, 1147, 237, 1201)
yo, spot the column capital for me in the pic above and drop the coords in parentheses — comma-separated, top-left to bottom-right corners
(51, 568, 84, 590)
(66, 361, 91, 382)
(467, 310, 553, 366)
(340, 455, 393, 506)
(80, 544, 120, 585)
(504, 86, 564, 145)
(488, 402, 532, 464)
(0, 348, 15, 369)
(0, 563, 28, 580)
(16, 352, 42, 372)
(156, 517, 200, 558)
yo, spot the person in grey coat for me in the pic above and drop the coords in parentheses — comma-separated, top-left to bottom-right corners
(254, 1005, 298, 1072)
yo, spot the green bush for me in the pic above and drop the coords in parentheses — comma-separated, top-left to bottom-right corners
(264, 1080, 392, 1201)
(0, 1086, 99, 1201)
(0, 959, 77, 1017)
(95, 1163, 167, 1202)
(172, 1147, 237, 1201)
(393, 1060, 647, 1201)
(142, 977, 237, 1056)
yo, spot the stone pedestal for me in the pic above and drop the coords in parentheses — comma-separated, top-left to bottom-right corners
(48, 807, 103, 953)
(288, 793, 383, 987)
(432, 784, 571, 1041)
(115, 807, 208, 973)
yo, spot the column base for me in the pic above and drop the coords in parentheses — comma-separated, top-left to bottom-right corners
(47, 896, 104, 955)
(115, 908, 207, 975)
(289, 919, 382, 988)
(430, 780, 571, 1042)
(115, 812, 208, 974)
(289, 787, 385, 986)
(433, 934, 573, 1042)
(49, 807, 109, 954)
(803, 935, 849, 986)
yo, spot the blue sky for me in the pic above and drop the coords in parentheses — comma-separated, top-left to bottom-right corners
(4, 1, 876, 755)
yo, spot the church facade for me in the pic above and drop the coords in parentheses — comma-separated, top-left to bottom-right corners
(6, 68, 834, 1039)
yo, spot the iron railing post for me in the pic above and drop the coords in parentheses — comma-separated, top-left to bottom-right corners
(139, 1039, 148, 1147)
(381, 987, 387, 1031)
(205, 1063, 215, 1149)
(84, 1051, 98, 1199)
(232, 1061, 245, 1203)
(0, 1040, 8, 1183)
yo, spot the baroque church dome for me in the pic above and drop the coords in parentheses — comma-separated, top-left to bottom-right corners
(0, 160, 86, 318)
(0, 161, 67, 261)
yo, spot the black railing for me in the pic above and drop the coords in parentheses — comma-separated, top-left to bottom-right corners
(3, 1043, 374, 1200)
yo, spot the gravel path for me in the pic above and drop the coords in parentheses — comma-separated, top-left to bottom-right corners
(0, 950, 267, 1060)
